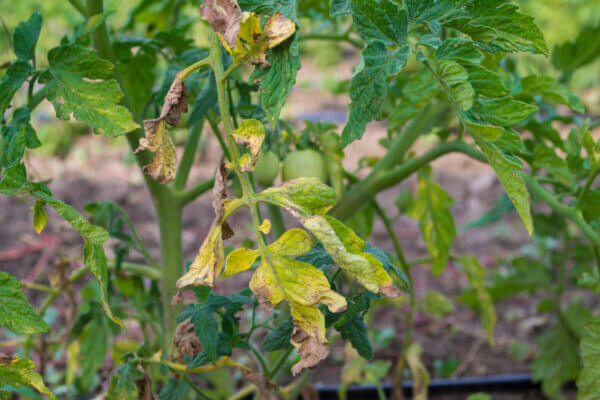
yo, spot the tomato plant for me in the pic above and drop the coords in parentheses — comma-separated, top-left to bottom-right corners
(1, 0, 600, 399)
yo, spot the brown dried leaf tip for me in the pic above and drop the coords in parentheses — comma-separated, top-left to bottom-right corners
(173, 319, 202, 361)
(201, 0, 242, 49)
(138, 79, 189, 184)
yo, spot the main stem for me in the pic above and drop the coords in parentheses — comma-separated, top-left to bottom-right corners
(86, 0, 183, 344)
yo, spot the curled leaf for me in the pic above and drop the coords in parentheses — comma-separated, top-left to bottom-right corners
(176, 222, 225, 289)
(201, 0, 242, 49)
(290, 305, 330, 376)
(173, 319, 202, 359)
(136, 119, 177, 184)
(264, 12, 297, 48)
(162, 78, 189, 126)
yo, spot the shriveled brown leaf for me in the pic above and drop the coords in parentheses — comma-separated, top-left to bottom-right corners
(161, 79, 188, 126)
(201, 0, 241, 49)
(136, 119, 177, 184)
(264, 12, 296, 48)
(213, 163, 228, 221)
(173, 319, 202, 360)
(290, 323, 329, 376)
(242, 370, 278, 400)
(301, 384, 320, 400)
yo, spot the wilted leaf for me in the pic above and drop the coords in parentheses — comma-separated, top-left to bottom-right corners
(136, 119, 177, 184)
(0, 356, 56, 400)
(301, 215, 400, 296)
(404, 344, 430, 400)
(177, 223, 225, 288)
(42, 44, 139, 136)
(201, 0, 242, 49)
(242, 370, 278, 400)
(0, 271, 48, 335)
(177, 304, 220, 361)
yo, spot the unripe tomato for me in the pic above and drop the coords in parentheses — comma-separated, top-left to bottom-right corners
(254, 151, 280, 186)
(282, 149, 327, 182)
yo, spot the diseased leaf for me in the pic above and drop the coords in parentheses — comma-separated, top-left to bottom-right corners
(42, 44, 139, 136)
(0, 271, 48, 335)
(578, 319, 600, 399)
(301, 215, 401, 296)
(13, 12, 43, 61)
(257, 177, 338, 217)
(0, 356, 56, 400)
(224, 247, 258, 277)
(136, 119, 177, 184)
(350, 0, 407, 45)
(32, 200, 48, 234)
(201, 0, 242, 49)
(232, 119, 265, 163)
(343, 43, 411, 145)
(404, 344, 430, 400)
(177, 222, 225, 288)
(0, 61, 31, 118)
(1, 107, 41, 168)
(177, 305, 220, 361)
(470, 134, 533, 235)
(408, 173, 455, 275)
(459, 257, 496, 345)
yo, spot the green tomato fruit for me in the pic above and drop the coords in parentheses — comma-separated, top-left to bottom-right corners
(282, 149, 327, 182)
(254, 151, 280, 186)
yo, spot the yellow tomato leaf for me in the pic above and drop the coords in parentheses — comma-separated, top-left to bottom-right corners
(31, 200, 48, 234)
(257, 177, 338, 217)
(289, 304, 329, 376)
(404, 344, 430, 400)
(223, 247, 258, 277)
(259, 219, 271, 234)
(238, 153, 254, 172)
(301, 215, 400, 297)
(232, 119, 265, 163)
(176, 222, 225, 288)
(136, 118, 177, 184)
(0, 355, 57, 400)
(267, 228, 313, 257)
(264, 12, 296, 48)
(221, 12, 295, 67)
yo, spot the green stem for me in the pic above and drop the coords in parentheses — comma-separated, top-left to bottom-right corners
(523, 174, 600, 247)
(207, 112, 232, 161)
(331, 140, 486, 219)
(178, 58, 210, 81)
(67, 0, 86, 15)
(267, 347, 294, 379)
(248, 342, 269, 374)
(174, 122, 204, 191)
(177, 177, 216, 205)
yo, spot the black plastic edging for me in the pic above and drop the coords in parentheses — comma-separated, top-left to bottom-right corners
(311, 373, 554, 400)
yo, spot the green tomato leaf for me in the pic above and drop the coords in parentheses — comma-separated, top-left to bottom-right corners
(552, 24, 600, 76)
(0, 61, 32, 117)
(42, 44, 139, 136)
(389, 69, 439, 130)
(0, 356, 56, 400)
(338, 314, 372, 360)
(1, 107, 41, 168)
(32, 200, 48, 234)
(251, 36, 301, 125)
(0, 271, 49, 335)
(532, 321, 579, 398)
(107, 362, 143, 400)
(84, 241, 124, 328)
(330, 0, 350, 17)
(436, 60, 474, 111)
(13, 12, 43, 61)
(471, 96, 537, 127)
(350, 0, 407, 45)
(423, 291, 453, 317)
(436, 38, 483, 64)
(262, 319, 293, 351)
(408, 173, 456, 275)
(519, 75, 584, 113)
(532, 144, 572, 185)
(177, 304, 220, 361)
(343, 43, 411, 146)
(463, 64, 508, 98)
(578, 319, 600, 399)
